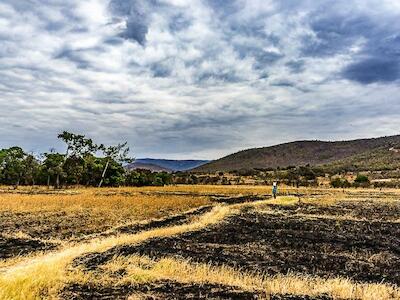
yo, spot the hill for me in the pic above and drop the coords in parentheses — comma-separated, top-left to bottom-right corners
(192, 135, 400, 172)
(323, 145, 400, 172)
(126, 162, 173, 172)
(129, 159, 209, 172)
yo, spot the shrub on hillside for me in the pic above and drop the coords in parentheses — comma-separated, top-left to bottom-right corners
(353, 174, 370, 187)
(330, 178, 351, 188)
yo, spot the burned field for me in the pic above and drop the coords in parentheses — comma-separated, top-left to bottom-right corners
(129, 206, 400, 284)
(62, 281, 264, 300)
(1, 186, 400, 299)
(62, 281, 332, 300)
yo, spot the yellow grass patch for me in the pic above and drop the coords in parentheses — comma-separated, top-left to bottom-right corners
(0, 187, 211, 241)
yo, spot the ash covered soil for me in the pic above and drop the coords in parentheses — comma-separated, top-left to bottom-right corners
(62, 281, 331, 300)
(0, 235, 56, 259)
(75, 200, 400, 286)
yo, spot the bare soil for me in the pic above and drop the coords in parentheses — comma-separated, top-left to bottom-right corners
(61, 280, 331, 300)
(114, 205, 213, 235)
(0, 210, 114, 241)
(0, 235, 56, 259)
(268, 200, 400, 221)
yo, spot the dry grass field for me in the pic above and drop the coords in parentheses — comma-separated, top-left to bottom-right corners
(0, 185, 399, 299)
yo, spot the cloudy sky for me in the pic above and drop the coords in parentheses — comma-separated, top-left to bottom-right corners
(1, 0, 400, 159)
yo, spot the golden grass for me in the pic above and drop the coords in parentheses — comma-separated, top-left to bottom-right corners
(0, 187, 211, 241)
(0, 188, 210, 215)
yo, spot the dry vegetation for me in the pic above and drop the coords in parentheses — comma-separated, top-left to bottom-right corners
(0, 185, 399, 299)
(0, 187, 210, 242)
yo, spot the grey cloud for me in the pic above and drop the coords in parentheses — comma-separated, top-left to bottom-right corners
(298, 3, 400, 84)
(343, 57, 400, 84)
(150, 62, 171, 78)
(205, 0, 242, 17)
(286, 60, 305, 73)
(270, 80, 296, 88)
(55, 48, 91, 69)
(342, 32, 400, 83)
(103, 36, 124, 45)
(196, 72, 243, 84)
(109, 0, 158, 45)
(302, 15, 375, 57)
(121, 19, 148, 45)
(168, 13, 191, 32)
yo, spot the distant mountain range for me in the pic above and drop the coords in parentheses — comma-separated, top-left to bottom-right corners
(192, 135, 400, 173)
(127, 159, 210, 172)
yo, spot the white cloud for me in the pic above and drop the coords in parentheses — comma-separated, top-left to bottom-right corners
(0, 0, 399, 159)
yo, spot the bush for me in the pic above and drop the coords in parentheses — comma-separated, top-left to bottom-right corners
(353, 174, 370, 187)
(373, 181, 400, 189)
(125, 170, 172, 187)
(298, 166, 316, 180)
(330, 178, 351, 188)
(331, 178, 342, 188)
(354, 174, 370, 183)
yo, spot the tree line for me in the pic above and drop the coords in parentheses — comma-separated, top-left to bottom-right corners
(0, 132, 171, 188)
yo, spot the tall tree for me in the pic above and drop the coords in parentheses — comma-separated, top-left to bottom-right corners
(57, 131, 98, 158)
(0, 147, 27, 188)
(57, 131, 99, 186)
(98, 142, 133, 187)
(43, 152, 65, 188)
(23, 153, 40, 186)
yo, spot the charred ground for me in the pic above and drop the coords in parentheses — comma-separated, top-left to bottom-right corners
(75, 200, 400, 286)
(1, 186, 400, 300)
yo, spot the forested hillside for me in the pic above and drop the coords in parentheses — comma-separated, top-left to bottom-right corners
(193, 135, 400, 172)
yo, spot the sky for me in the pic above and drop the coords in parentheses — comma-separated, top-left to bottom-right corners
(0, 0, 400, 159)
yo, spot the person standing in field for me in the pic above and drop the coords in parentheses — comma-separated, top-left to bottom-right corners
(272, 181, 278, 199)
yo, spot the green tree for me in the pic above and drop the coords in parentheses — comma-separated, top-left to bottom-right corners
(298, 166, 316, 181)
(354, 174, 370, 187)
(354, 174, 370, 183)
(43, 152, 65, 188)
(0, 147, 27, 188)
(57, 131, 98, 158)
(98, 142, 132, 187)
(57, 131, 99, 186)
(23, 154, 40, 186)
(330, 178, 351, 188)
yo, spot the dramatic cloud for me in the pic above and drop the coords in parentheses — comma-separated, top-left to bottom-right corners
(0, 0, 399, 159)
